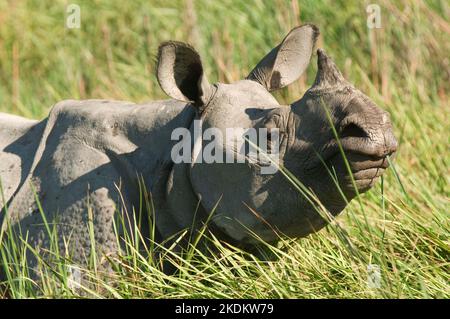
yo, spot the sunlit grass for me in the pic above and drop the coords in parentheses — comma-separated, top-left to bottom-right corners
(0, 0, 449, 298)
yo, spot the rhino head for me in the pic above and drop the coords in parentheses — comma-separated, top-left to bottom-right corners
(156, 25, 397, 246)
(286, 49, 398, 218)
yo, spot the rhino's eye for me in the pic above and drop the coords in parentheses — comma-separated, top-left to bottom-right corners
(261, 114, 288, 153)
(264, 113, 287, 134)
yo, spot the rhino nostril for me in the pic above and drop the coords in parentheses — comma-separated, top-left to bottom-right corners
(340, 122, 368, 139)
(386, 134, 398, 154)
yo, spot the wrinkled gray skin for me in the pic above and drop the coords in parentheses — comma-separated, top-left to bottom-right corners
(0, 24, 397, 274)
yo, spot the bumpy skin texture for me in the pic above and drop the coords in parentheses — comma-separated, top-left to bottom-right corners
(0, 25, 397, 275)
(1, 99, 197, 269)
(0, 114, 42, 210)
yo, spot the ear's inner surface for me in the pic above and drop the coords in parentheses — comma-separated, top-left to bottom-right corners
(157, 41, 211, 107)
(247, 24, 320, 92)
(177, 61, 203, 103)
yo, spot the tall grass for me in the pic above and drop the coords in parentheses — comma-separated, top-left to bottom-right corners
(0, 0, 449, 298)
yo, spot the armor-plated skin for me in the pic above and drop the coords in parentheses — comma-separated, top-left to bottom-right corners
(0, 25, 397, 274)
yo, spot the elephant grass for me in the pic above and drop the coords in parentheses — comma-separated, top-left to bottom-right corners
(0, 0, 449, 298)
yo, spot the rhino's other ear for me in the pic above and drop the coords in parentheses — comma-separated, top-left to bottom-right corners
(157, 41, 211, 106)
(247, 24, 319, 92)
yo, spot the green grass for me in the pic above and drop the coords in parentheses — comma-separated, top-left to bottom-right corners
(0, 0, 449, 298)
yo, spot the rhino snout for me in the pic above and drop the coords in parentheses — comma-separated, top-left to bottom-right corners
(338, 114, 398, 158)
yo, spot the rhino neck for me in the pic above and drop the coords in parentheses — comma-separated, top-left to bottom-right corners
(160, 162, 202, 237)
(161, 161, 245, 250)
(119, 101, 201, 242)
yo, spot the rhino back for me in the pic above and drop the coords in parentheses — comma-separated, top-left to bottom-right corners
(43, 99, 195, 185)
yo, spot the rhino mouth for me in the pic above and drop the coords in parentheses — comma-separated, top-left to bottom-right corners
(304, 138, 395, 193)
(325, 150, 391, 192)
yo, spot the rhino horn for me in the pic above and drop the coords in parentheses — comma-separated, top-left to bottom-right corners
(310, 48, 348, 91)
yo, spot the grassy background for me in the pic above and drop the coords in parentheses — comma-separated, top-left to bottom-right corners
(0, 0, 449, 298)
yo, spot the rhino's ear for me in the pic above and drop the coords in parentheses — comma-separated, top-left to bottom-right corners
(157, 41, 211, 107)
(247, 24, 319, 92)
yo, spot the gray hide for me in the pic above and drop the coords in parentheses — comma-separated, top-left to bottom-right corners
(0, 25, 325, 272)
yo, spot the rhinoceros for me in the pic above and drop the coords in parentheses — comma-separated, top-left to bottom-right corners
(0, 24, 397, 274)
